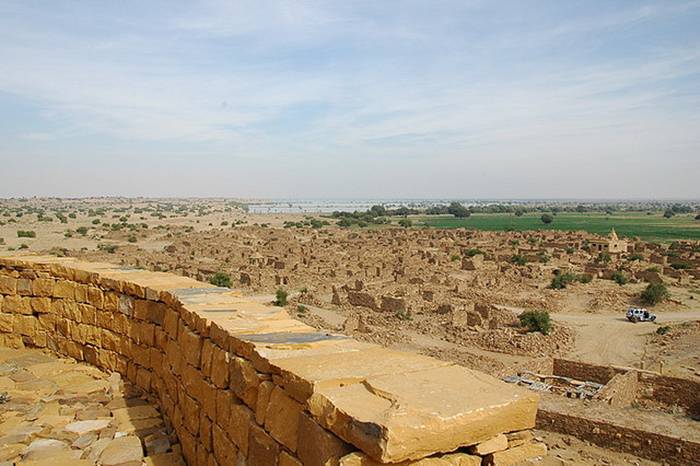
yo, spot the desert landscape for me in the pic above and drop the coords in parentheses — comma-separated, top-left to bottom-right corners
(1, 197, 698, 465)
(2, 1, 700, 465)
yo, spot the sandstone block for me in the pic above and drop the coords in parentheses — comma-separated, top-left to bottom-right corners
(280, 451, 303, 466)
(212, 423, 238, 466)
(505, 430, 533, 448)
(0, 276, 17, 294)
(468, 433, 508, 455)
(0, 313, 12, 332)
(248, 424, 280, 466)
(230, 356, 260, 408)
(4, 295, 32, 314)
(99, 436, 144, 466)
(30, 297, 52, 314)
(255, 380, 275, 425)
(32, 278, 55, 296)
(227, 403, 253, 455)
(265, 386, 302, 451)
(308, 364, 538, 463)
(53, 280, 76, 299)
(483, 442, 547, 466)
(179, 325, 202, 367)
(210, 345, 230, 388)
(298, 412, 353, 466)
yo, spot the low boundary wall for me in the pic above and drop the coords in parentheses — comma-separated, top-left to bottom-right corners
(0, 256, 538, 465)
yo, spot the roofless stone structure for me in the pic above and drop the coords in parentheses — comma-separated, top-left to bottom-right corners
(0, 255, 541, 465)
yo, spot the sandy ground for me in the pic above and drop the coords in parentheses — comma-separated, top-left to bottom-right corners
(552, 310, 700, 367)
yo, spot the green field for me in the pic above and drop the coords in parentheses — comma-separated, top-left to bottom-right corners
(417, 213, 700, 242)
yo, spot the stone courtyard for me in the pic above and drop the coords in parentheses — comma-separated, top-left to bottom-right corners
(0, 346, 182, 465)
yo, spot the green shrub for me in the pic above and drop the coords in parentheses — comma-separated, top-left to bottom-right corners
(641, 282, 670, 305)
(511, 255, 527, 266)
(551, 272, 590, 289)
(16, 230, 36, 238)
(97, 243, 118, 254)
(274, 288, 288, 306)
(127, 235, 138, 243)
(465, 248, 483, 257)
(18, 243, 29, 250)
(296, 305, 307, 314)
(398, 219, 412, 228)
(656, 326, 671, 335)
(519, 310, 551, 335)
(627, 253, 643, 261)
(76, 226, 88, 235)
(670, 262, 690, 270)
(92, 219, 101, 225)
(540, 214, 553, 224)
(612, 271, 627, 286)
(210, 272, 232, 288)
(596, 252, 611, 264)
(451, 254, 460, 262)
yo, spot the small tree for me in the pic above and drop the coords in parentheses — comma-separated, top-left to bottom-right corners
(612, 271, 627, 286)
(641, 282, 669, 305)
(511, 255, 527, 266)
(447, 202, 471, 218)
(596, 252, 611, 264)
(514, 209, 525, 217)
(274, 288, 288, 306)
(519, 310, 551, 335)
(540, 214, 553, 224)
(663, 209, 674, 219)
(210, 272, 232, 288)
(465, 248, 483, 257)
(398, 219, 412, 228)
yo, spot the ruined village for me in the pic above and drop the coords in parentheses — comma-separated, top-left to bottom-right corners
(0, 198, 698, 465)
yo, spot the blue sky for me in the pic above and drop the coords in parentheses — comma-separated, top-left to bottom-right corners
(1, 0, 699, 198)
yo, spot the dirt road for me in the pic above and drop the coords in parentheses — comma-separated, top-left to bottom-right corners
(552, 310, 700, 367)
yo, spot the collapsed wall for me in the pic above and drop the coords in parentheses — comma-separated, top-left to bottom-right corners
(0, 255, 541, 466)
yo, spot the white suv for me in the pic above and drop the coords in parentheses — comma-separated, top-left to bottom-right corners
(626, 307, 656, 323)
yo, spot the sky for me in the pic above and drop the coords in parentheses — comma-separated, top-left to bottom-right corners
(0, 0, 699, 199)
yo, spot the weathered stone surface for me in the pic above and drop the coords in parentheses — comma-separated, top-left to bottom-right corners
(273, 347, 449, 402)
(248, 424, 280, 466)
(505, 430, 533, 448)
(279, 450, 304, 466)
(309, 365, 538, 463)
(99, 436, 144, 466)
(340, 451, 481, 465)
(298, 412, 353, 466)
(468, 433, 508, 455)
(64, 419, 111, 435)
(265, 386, 303, 451)
(483, 442, 547, 465)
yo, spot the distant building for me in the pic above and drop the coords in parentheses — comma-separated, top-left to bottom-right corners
(590, 228, 628, 254)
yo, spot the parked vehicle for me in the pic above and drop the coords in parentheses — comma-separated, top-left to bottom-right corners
(626, 307, 656, 323)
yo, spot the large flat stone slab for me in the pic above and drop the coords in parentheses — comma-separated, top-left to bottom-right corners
(308, 365, 539, 463)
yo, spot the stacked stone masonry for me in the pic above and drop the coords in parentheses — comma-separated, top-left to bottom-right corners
(0, 255, 541, 466)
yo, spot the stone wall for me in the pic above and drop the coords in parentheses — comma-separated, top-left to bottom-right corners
(553, 358, 700, 414)
(537, 407, 700, 466)
(0, 256, 539, 466)
(552, 358, 624, 384)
